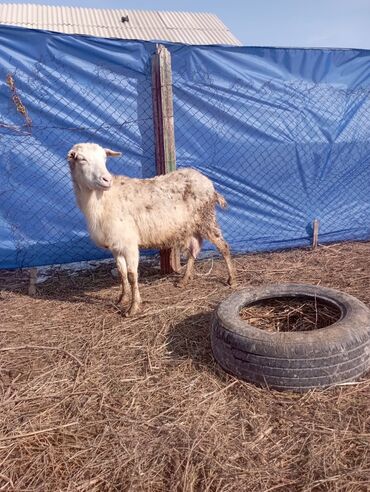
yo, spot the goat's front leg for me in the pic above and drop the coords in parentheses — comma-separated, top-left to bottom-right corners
(123, 244, 142, 316)
(114, 254, 130, 304)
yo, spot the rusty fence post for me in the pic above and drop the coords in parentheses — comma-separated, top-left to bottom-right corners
(152, 44, 181, 274)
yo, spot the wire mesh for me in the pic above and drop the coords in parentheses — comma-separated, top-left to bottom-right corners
(0, 43, 155, 268)
(171, 51, 370, 253)
(1, 34, 369, 269)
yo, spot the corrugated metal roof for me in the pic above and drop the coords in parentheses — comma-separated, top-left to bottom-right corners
(0, 4, 241, 45)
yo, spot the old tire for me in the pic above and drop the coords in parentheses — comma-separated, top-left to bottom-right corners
(211, 283, 370, 392)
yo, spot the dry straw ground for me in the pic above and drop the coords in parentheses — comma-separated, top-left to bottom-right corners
(239, 297, 342, 332)
(1, 241, 369, 491)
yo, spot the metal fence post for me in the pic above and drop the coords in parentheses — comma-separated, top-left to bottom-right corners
(152, 44, 181, 274)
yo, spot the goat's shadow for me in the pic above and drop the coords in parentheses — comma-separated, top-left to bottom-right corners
(1, 261, 171, 309)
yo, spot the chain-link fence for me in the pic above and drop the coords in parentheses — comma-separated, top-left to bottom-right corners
(171, 45, 370, 254)
(0, 29, 155, 268)
(1, 27, 369, 269)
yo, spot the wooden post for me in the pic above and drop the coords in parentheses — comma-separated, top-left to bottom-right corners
(312, 219, 320, 249)
(28, 268, 37, 296)
(152, 44, 181, 274)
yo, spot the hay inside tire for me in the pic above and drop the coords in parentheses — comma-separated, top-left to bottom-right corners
(211, 283, 370, 392)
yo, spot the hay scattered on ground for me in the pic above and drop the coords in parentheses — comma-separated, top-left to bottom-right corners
(0, 241, 369, 491)
(240, 297, 341, 332)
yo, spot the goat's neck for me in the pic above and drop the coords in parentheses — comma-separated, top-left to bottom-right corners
(77, 186, 107, 230)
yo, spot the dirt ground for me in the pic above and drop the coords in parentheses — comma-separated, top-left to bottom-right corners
(1, 241, 369, 491)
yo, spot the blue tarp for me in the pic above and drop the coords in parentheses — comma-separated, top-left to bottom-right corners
(170, 44, 370, 252)
(0, 25, 369, 268)
(0, 26, 155, 267)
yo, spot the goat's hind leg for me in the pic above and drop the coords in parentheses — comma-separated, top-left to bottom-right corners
(177, 235, 203, 287)
(205, 225, 236, 287)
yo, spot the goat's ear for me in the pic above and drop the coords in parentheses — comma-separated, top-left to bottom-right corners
(105, 149, 122, 157)
(67, 150, 78, 160)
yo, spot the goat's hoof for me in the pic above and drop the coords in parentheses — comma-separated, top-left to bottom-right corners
(176, 278, 190, 288)
(116, 295, 130, 305)
(125, 304, 141, 317)
(227, 277, 237, 288)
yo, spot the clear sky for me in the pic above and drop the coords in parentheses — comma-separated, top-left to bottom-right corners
(3, 0, 370, 48)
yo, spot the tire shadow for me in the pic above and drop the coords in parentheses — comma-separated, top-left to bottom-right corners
(166, 310, 227, 377)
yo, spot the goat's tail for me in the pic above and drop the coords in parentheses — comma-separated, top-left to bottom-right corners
(215, 192, 227, 209)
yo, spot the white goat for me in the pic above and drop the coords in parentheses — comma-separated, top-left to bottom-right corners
(67, 143, 236, 316)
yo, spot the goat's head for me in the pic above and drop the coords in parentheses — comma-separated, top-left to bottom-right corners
(67, 143, 121, 191)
